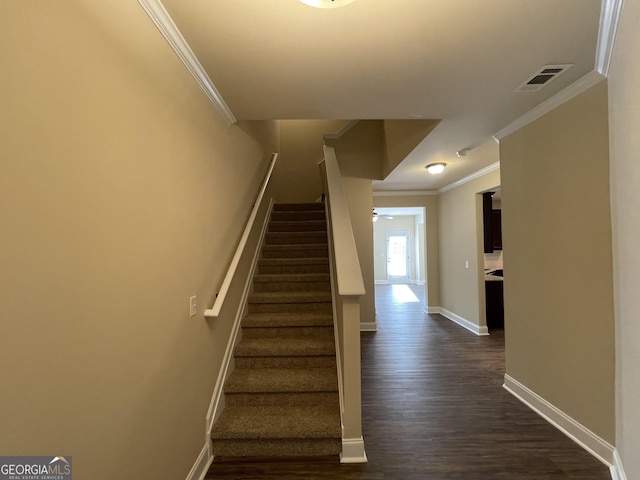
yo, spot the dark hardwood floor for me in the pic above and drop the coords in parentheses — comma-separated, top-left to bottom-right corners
(206, 284, 611, 479)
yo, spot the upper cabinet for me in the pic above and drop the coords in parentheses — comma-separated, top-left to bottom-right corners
(483, 192, 502, 253)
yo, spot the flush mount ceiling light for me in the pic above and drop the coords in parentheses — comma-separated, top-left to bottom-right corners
(425, 163, 446, 175)
(299, 0, 356, 8)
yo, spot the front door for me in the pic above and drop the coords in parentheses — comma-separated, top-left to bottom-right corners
(386, 232, 410, 283)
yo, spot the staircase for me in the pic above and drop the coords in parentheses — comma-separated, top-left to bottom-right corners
(211, 202, 342, 459)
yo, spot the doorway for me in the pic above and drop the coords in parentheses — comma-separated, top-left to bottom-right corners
(386, 232, 410, 283)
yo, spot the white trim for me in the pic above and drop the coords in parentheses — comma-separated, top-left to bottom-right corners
(373, 190, 438, 197)
(340, 437, 368, 464)
(323, 120, 360, 141)
(374, 280, 389, 285)
(360, 322, 378, 332)
(205, 200, 274, 435)
(493, 71, 605, 140)
(137, 0, 236, 125)
(503, 374, 615, 468)
(438, 162, 500, 194)
(611, 449, 628, 480)
(205, 153, 278, 318)
(425, 306, 441, 315)
(436, 307, 489, 336)
(596, 0, 624, 76)
(185, 443, 212, 480)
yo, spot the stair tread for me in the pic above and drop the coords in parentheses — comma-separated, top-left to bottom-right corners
(273, 203, 325, 211)
(262, 243, 327, 250)
(259, 257, 328, 265)
(226, 367, 338, 393)
(235, 337, 335, 357)
(249, 291, 332, 304)
(253, 273, 330, 283)
(243, 312, 333, 327)
(212, 404, 341, 439)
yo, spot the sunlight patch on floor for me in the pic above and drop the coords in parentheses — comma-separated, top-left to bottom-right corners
(390, 284, 420, 303)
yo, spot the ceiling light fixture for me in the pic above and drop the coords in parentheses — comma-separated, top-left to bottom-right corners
(299, 0, 356, 8)
(456, 149, 470, 157)
(425, 163, 446, 175)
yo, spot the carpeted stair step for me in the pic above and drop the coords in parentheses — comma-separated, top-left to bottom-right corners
(211, 404, 341, 457)
(225, 367, 338, 395)
(211, 437, 341, 458)
(225, 391, 339, 407)
(270, 210, 326, 222)
(269, 220, 327, 232)
(273, 203, 325, 212)
(243, 312, 334, 328)
(264, 231, 328, 245)
(241, 325, 333, 339)
(261, 244, 328, 259)
(234, 355, 336, 369)
(252, 273, 330, 292)
(248, 293, 332, 314)
(234, 337, 335, 358)
(258, 258, 329, 275)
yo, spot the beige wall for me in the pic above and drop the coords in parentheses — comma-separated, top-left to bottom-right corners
(609, 1, 640, 476)
(438, 141, 500, 325)
(373, 195, 440, 308)
(341, 177, 375, 326)
(0, 3, 277, 479)
(271, 120, 348, 203)
(382, 120, 440, 177)
(500, 81, 615, 443)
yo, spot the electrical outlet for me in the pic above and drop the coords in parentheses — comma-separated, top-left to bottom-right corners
(189, 296, 197, 317)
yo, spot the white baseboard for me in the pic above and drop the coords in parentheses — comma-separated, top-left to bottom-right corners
(374, 280, 389, 285)
(503, 374, 615, 469)
(185, 443, 213, 480)
(360, 322, 378, 332)
(340, 437, 368, 464)
(610, 449, 627, 480)
(429, 306, 489, 336)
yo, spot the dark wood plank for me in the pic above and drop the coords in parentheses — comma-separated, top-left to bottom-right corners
(206, 284, 610, 479)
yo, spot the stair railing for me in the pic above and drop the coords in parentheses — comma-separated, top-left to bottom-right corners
(205, 152, 278, 318)
(319, 144, 367, 463)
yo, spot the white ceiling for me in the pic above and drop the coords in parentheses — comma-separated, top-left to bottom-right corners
(158, 0, 604, 191)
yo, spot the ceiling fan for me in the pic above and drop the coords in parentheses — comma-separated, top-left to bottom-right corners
(372, 209, 394, 222)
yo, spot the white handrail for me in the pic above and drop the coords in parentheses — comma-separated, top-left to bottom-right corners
(322, 145, 365, 296)
(204, 153, 278, 318)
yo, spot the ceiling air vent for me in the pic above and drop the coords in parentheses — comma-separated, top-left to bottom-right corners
(516, 64, 573, 92)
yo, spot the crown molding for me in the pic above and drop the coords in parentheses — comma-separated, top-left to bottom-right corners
(493, 70, 604, 141)
(137, 0, 236, 125)
(373, 190, 438, 197)
(438, 162, 500, 194)
(596, 0, 624, 76)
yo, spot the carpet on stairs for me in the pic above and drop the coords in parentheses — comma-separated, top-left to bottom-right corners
(211, 202, 342, 460)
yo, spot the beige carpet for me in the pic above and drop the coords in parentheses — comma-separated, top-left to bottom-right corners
(211, 203, 341, 458)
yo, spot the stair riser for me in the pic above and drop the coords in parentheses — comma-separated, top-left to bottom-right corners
(225, 392, 339, 407)
(212, 438, 341, 458)
(241, 326, 334, 339)
(273, 203, 325, 212)
(269, 222, 327, 233)
(261, 247, 328, 259)
(271, 211, 326, 222)
(264, 233, 328, 245)
(258, 264, 329, 275)
(248, 302, 332, 314)
(252, 281, 331, 293)
(234, 356, 336, 369)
